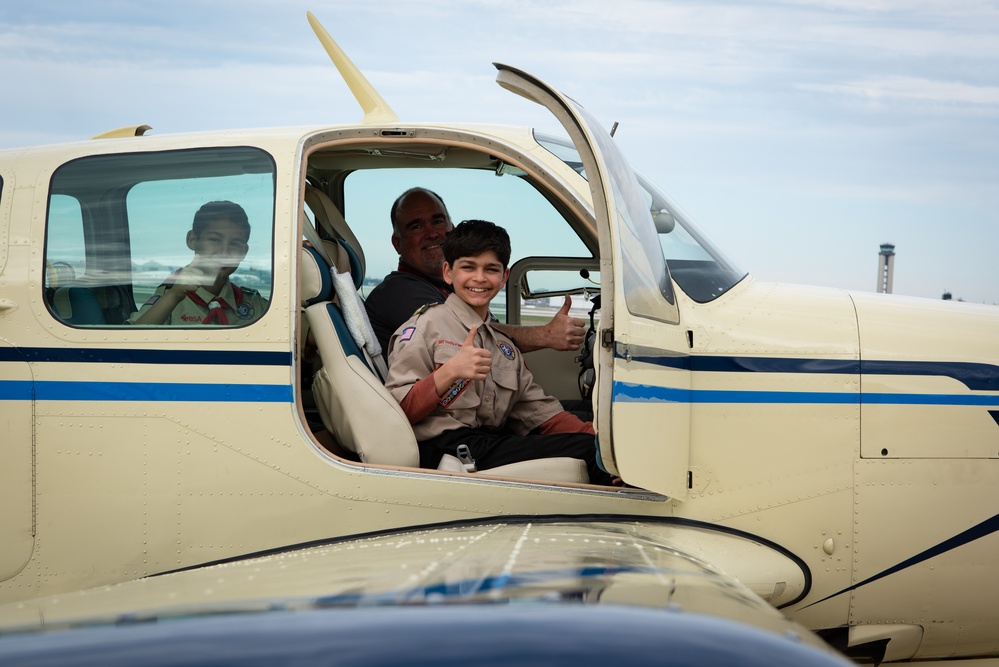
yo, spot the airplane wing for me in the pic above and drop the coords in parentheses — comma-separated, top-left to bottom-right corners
(0, 517, 848, 665)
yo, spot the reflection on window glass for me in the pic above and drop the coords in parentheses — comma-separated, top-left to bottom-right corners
(537, 132, 746, 304)
(45, 195, 85, 285)
(44, 147, 275, 327)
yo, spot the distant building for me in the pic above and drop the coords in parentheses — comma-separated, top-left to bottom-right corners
(877, 243, 895, 294)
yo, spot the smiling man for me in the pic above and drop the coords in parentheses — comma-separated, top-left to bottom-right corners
(364, 187, 586, 356)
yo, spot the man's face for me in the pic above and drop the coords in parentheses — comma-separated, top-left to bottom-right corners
(391, 191, 453, 276)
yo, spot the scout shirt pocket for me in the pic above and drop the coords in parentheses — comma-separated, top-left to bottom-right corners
(485, 345, 522, 425)
(431, 341, 480, 411)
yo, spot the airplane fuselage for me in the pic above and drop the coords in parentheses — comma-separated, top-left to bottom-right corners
(1, 67, 997, 664)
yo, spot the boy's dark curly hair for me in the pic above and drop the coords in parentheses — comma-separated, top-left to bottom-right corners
(443, 219, 510, 268)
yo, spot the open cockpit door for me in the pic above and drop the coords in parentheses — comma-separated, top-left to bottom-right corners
(495, 65, 691, 498)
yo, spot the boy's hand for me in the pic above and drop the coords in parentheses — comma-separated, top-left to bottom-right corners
(451, 326, 492, 381)
(435, 326, 492, 397)
(174, 260, 234, 294)
(172, 264, 214, 293)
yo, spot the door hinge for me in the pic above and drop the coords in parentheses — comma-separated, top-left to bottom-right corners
(600, 328, 614, 348)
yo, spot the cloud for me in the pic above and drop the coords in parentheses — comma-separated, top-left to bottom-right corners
(801, 76, 999, 112)
(1, 0, 996, 303)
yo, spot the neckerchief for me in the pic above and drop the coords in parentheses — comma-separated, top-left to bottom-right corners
(185, 284, 244, 325)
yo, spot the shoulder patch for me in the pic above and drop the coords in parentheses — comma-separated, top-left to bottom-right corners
(400, 326, 416, 342)
(234, 301, 255, 320)
(413, 302, 440, 317)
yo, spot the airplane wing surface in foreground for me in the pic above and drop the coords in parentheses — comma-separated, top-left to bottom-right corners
(0, 518, 848, 665)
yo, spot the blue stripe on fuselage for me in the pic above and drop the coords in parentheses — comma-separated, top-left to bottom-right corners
(614, 382, 999, 407)
(0, 380, 292, 402)
(0, 347, 292, 366)
(0, 347, 294, 403)
(801, 511, 999, 609)
(617, 348, 999, 392)
(3, 347, 995, 407)
(612, 350, 999, 407)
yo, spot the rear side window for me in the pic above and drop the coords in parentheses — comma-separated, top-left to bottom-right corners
(44, 147, 275, 327)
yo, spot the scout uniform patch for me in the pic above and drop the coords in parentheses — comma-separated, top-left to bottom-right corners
(439, 377, 470, 407)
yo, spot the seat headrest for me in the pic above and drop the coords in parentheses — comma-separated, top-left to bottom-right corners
(337, 239, 364, 290)
(52, 286, 106, 325)
(320, 239, 364, 290)
(302, 245, 334, 306)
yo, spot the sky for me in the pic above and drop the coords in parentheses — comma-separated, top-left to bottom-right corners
(2, 0, 997, 304)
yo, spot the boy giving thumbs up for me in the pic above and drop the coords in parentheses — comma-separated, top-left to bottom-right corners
(384, 220, 613, 486)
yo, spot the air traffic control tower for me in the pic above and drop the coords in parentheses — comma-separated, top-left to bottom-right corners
(877, 243, 895, 294)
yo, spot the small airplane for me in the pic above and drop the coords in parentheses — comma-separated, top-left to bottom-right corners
(0, 10, 997, 664)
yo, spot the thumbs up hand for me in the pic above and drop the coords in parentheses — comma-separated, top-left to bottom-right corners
(435, 326, 492, 397)
(543, 295, 586, 351)
(453, 325, 492, 380)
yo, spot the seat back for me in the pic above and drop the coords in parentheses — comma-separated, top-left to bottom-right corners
(304, 184, 366, 286)
(94, 284, 135, 324)
(303, 246, 419, 466)
(52, 286, 107, 325)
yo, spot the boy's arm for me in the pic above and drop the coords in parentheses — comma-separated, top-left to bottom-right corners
(131, 285, 188, 325)
(131, 264, 209, 325)
(389, 325, 491, 425)
(398, 375, 441, 425)
(536, 410, 594, 435)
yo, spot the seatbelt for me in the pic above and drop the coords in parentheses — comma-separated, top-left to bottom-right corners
(456, 444, 478, 472)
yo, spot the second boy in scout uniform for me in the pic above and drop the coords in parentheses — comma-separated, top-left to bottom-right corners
(130, 200, 267, 326)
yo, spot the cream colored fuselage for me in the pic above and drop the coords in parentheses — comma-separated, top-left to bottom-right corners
(1, 121, 997, 665)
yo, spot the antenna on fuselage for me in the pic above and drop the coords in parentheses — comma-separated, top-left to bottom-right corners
(307, 11, 400, 125)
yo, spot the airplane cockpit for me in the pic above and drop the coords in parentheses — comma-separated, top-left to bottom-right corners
(298, 129, 644, 483)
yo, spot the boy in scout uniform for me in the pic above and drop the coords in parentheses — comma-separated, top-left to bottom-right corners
(130, 201, 267, 326)
(385, 219, 613, 485)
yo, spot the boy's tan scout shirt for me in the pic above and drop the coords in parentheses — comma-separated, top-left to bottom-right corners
(385, 293, 562, 442)
(130, 279, 267, 326)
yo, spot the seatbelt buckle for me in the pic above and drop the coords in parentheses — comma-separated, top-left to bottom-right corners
(455, 444, 477, 472)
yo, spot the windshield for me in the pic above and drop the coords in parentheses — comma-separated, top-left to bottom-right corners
(537, 134, 747, 303)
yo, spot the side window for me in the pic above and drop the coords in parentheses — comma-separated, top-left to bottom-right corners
(44, 147, 275, 327)
(45, 195, 86, 291)
(343, 167, 592, 323)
